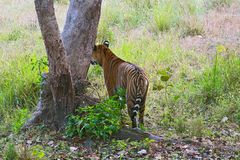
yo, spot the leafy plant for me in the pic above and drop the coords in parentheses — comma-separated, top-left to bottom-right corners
(156, 67, 173, 105)
(111, 140, 128, 151)
(30, 145, 45, 159)
(30, 55, 48, 84)
(65, 89, 126, 140)
(129, 138, 155, 150)
(16, 144, 46, 160)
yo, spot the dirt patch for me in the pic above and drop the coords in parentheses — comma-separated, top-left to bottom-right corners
(180, 2, 240, 54)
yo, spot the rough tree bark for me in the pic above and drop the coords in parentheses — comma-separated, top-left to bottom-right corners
(62, 0, 102, 86)
(23, 0, 102, 130)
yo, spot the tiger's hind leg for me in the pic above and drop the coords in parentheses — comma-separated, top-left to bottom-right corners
(139, 104, 145, 126)
(127, 101, 138, 128)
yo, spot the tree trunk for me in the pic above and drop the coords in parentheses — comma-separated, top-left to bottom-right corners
(24, 0, 102, 130)
(62, 0, 102, 88)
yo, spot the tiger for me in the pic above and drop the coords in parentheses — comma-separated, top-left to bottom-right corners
(90, 40, 149, 128)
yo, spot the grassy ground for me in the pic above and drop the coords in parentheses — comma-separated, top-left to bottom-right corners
(0, 0, 240, 159)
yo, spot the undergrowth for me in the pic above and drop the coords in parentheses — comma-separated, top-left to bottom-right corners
(65, 88, 126, 140)
(0, 54, 47, 133)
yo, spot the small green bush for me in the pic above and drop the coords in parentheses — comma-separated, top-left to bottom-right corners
(65, 89, 126, 140)
(30, 145, 45, 159)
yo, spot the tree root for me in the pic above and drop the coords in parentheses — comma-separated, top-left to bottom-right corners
(112, 127, 163, 142)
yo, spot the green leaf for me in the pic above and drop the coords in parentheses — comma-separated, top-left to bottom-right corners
(161, 75, 170, 81)
(153, 83, 164, 91)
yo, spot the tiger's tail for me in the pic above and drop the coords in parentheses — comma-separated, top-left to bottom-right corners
(132, 96, 142, 128)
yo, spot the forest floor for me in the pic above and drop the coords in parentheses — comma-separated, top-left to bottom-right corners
(1, 124, 239, 159)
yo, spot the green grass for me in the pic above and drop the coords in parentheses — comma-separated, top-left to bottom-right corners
(3, 143, 19, 160)
(152, 1, 180, 32)
(0, 29, 24, 42)
(0, 54, 47, 133)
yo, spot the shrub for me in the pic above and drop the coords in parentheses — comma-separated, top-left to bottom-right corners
(65, 89, 126, 140)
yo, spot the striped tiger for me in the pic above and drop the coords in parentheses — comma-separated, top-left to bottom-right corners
(90, 40, 149, 128)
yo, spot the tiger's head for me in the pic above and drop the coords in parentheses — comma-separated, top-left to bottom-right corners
(90, 40, 110, 66)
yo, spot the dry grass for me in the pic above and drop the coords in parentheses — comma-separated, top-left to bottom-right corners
(180, 1, 240, 54)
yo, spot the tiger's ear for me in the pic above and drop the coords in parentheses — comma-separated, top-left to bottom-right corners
(93, 45, 97, 51)
(103, 40, 109, 48)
